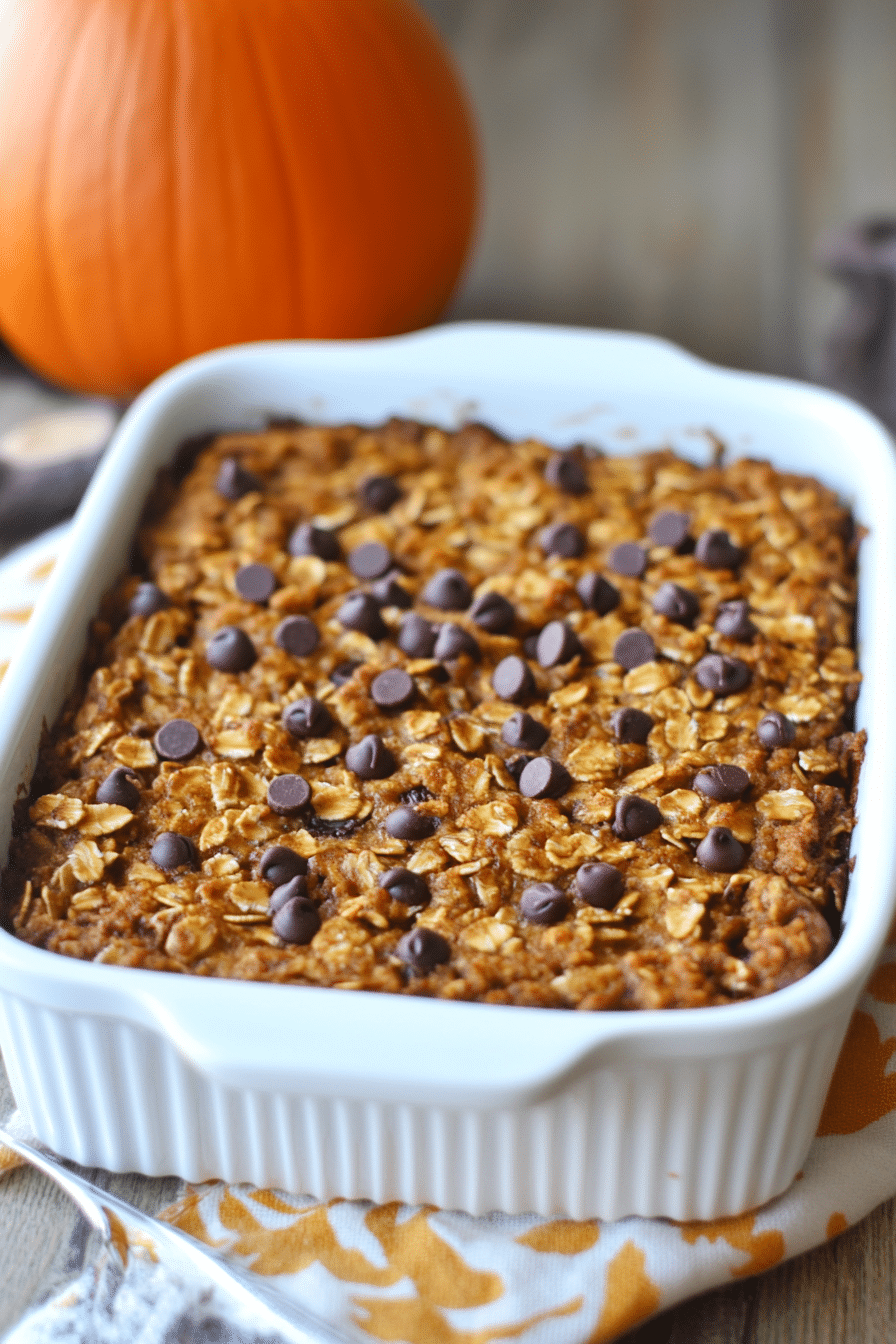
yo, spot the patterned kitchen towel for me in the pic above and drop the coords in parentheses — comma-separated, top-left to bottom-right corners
(1, 531, 894, 1344)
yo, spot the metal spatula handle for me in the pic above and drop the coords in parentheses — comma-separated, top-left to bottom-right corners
(0, 1124, 351, 1344)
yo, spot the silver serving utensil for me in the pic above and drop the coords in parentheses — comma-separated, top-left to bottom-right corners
(0, 1123, 350, 1344)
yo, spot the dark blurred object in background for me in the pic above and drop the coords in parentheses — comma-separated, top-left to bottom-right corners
(0, 402, 117, 551)
(820, 219, 896, 432)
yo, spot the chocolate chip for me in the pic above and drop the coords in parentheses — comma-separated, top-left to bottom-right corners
(288, 522, 341, 562)
(95, 767, 140, 810)
(379, 867, 430, 906)
(272, 896, 321, 944)
(544, 452, 588, 495)
(652, 582, 700, 626)
(536, 620, 583, 668)
(275, 615, 320, 658)
(267, 774, 311, 815)
(694, 653, 751, 696)
(361, 475, 402, 513)
(519, 756, 572, 799)
(434, 623, 479, 661)
(216, 457, 262, 500)
(397, 613, 437, 658)
(370, 573, 412, 609)
(150, 832, 197, 871)
(348, 541, 393, 580)
(576, 572, 620, 616)
(757, 710, 796, 749)
(501, 711, 549, 751)
(696, 826, 747, 873)
(469, 591, 516, 634)
(612, 795, 662, 839)
(371, 668, 416, 711)
(522, 634, 540, 659)
(613, 629, 656, 669)
(234, 562, 277, 603)
(611, 707, 653, 744)
(129, 582, 170, 617)
(269, 874, 308, 913)
(492, 655, 536, 703)
(506, 754, 536, 784)
(694, 764, 751, 802)
(337, 592, 388, 639)
(346, 734, 397, 780)
(609, 541, 648, 577)
(330, 661, 361, 686)
(422, 568, 473, 611)
(695, 528, 744, 569)
(206, 625, 257, 672)
(258, 845, 308, 886)
(154, 718, 201, 761)
(520, 882, 569, 924)
(400, 785, 432, 806)
(540, 522, 586, 559)
(714, 599, 757, 641)
(649, 510, 691, 550)
(576, 862, 624, 909)
(385, 806, 438, 840)
(282, 697, 333, 738)
(396, 926, 450, 975)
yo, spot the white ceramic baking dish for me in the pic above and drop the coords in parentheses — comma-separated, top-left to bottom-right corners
(0, 322, 893, 1222)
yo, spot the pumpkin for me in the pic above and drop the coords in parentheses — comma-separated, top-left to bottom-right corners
(0, 0, 477, 396)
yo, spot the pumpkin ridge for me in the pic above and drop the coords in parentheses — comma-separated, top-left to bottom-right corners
(288, 0, 378, 337)
(349, 0, 478, 326)
(236, 0, 305, 334)
(167, 0, 189, 363)
(37, 1, 100, 388)
(97, 0, 146, 390)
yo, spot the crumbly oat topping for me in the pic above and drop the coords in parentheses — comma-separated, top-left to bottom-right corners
(3, 419, 864, 1010)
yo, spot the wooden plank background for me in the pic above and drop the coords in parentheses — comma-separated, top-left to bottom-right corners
(420, 0, 896, 380)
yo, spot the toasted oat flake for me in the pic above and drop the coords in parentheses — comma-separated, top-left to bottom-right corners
(566, 740, 617, 779)
(776, 694, 825, 722)
(79, 803, 134, 837)
(756, 789, 816, 821)
(70, 722, 118, 763)
(548, 681, 590, 709)
(112, 736, 157, 769)
(406, 844, 448, 874)
(402, 711, 443, 740)
(303, 737, 342, 764)
(545, 832, 601, 867)
(233, 804, 274, 840)
(68, 840, 106, 884)
(450, 718, 487, 753)
(462, 919, 515, 952)
(799, 748, 840, 774)
(225, 882, 271, 914)
(213, 726, 262, 759)
(30, 794, 86, 829)
(198, 817, 230, 850)
(459, 800, 519, 837)
(311, 784, 362, 820)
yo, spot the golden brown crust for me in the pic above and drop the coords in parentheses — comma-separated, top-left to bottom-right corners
(3, 420, 863, 1009)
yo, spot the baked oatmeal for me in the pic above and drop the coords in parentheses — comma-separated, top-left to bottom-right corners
(2, 419, 864, 1009)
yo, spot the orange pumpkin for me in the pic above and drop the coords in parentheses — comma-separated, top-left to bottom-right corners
(0, 0, 477, 396)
